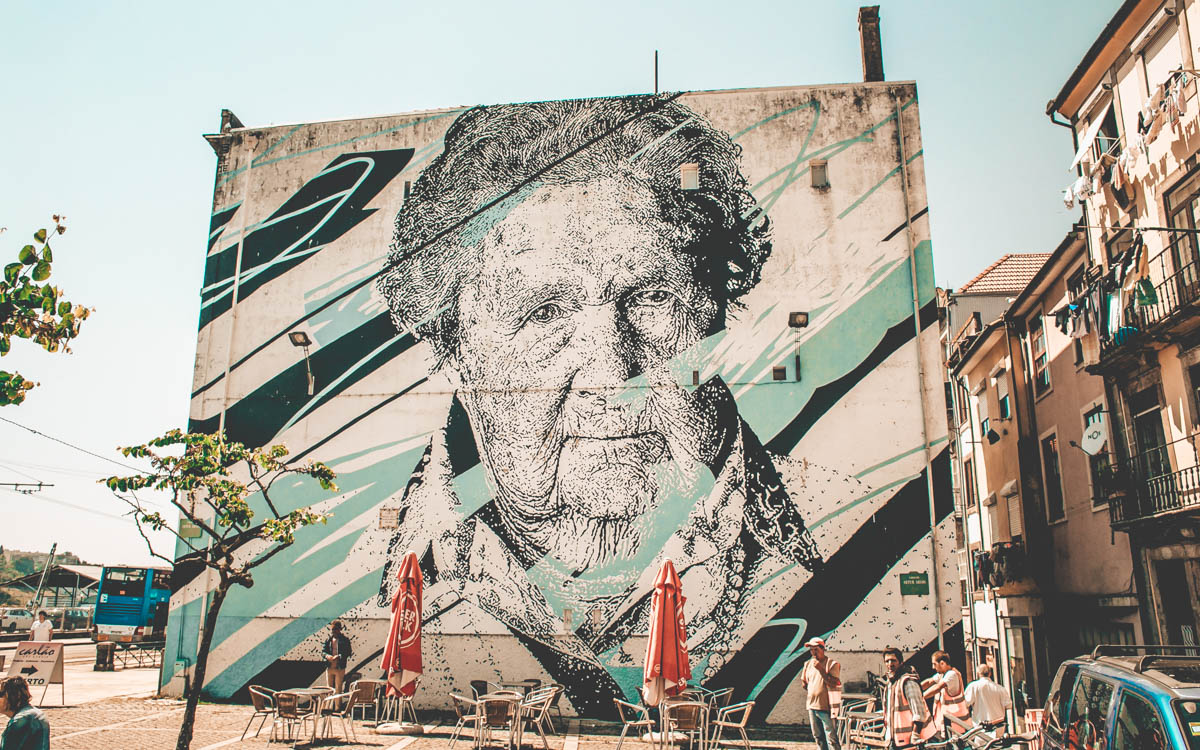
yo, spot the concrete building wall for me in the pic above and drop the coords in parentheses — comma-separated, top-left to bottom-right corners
(165, 83, 955, 723)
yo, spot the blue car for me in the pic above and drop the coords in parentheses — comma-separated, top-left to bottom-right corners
(1041, 646, 1200, 750)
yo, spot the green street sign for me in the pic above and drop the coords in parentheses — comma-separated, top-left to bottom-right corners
(179, 519, 203, 539)
(899, 572, 929, 596)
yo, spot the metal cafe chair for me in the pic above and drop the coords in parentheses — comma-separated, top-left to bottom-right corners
(515, 689, 555, 750)
(316, 689, 358, 742)
(546, 683, 567, 733)
(707, 687, 736, 711)
(348, 678, 380, 723)
(450, 693, 482, 749)
(614, 698, 657, 750)
(477, 695, 519, 748)
(665, 700, 710, 750)
(271, 692, 317, 749)
(242, 685, 277, 740)
(710, 701, 755, 750)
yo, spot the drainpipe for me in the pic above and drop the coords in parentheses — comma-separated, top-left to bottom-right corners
(895, 95, 944, 649)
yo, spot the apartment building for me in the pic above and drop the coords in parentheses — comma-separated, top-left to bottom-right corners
(1049, 0, 1200, 648)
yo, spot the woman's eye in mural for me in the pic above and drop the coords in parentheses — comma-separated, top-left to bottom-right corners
(524, 301, 569, 326)
(626, 289, 678, 309)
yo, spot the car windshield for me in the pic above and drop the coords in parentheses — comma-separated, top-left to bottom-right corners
(1176, 700, 1200, 750)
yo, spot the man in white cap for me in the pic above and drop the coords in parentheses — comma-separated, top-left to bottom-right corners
(803, 637, 842, 750)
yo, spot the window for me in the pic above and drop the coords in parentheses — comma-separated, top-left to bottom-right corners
(1174, 699, 1200, 750)
(1130, 386, 1169, 478)
(1084, 406, 1111, 506)
(101, 568, 146, 597)
(1190, 363, 1200, 427)
(1065, 675, 1114, 750)
(1031, 316, 1050, 395)
(963, 457, 978, 508)
(1167, 166, 1200, 291)
(977, 390, 990, 436)
(1113, 691, 1167, 750)
(1044, 665, 1081, 745)
(1105, 226, 1136, 266)
(955, 383, 969, 425)
(151, 570, 172, 591)
(1042, 433, 1065, 521)
(1092, 104, 1121, 164)
(995, 371, 1011, 420)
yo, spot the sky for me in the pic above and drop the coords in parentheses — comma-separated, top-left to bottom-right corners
(0, 0, 1123, 567)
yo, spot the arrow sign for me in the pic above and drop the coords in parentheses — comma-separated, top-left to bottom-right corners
(9, 641, 64, 701)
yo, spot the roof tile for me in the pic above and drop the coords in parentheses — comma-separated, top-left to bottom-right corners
(957, 253, 1051, 295)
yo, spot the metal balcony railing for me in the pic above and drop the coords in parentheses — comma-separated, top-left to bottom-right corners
(1105, 433, 1200, 525)
(1103, 231, 1200, 355)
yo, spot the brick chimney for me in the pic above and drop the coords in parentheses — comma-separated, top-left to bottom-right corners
(858, 6, 884, 83)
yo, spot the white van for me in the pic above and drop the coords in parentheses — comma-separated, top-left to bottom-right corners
(0, 608, 34, 633)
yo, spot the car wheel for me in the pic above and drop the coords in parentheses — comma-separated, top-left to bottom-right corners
(5, 623, 14, 633)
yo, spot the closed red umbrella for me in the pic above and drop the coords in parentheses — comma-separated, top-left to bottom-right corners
(381, 550, 423, 698)
(643, 559, 691, 705)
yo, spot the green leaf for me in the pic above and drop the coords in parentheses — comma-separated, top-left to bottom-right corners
(3, 263, 19, 284)
(58, 301, 70, 315)
(41, 246, 52, 263)
(18, 246, 36, 265)
(31, 260, 50, 282)
(33, 229, 46, 243)
(0, 339, 8, 355)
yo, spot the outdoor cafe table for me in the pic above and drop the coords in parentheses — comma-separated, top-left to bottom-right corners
(278, 687, 333, 743)
(477, 692, 525, 749)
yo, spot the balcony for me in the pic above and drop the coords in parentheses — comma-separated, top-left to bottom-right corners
(1100, 232, 1200, 364)
(1105, 434, 1200, 526)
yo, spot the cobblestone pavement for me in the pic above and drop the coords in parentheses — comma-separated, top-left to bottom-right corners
(0, 697, 817, 750)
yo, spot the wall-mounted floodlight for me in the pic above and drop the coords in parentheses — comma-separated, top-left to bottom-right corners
(788, 311, 810, 328)
(289, 331, 315, 396)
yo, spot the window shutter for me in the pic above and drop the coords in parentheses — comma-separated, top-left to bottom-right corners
(1008, 492, 1022, 537)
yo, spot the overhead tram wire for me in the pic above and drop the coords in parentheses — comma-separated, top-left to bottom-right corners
(0, 487, 134, 523)
(0, 460, 45, 484)
(0, 415, 168, 510)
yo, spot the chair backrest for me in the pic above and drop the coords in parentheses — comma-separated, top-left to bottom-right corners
(718, 701, 754, 728)
(667, 701, 708, 731)
(275, 692, 300, 719)
(613, 699, 648, 724)
(547, 684, 565, 709)
(480, 698, 516, 727)
(709, 687, 735, 709)
(249, 685, 274, 711)
(452, 693, 478, 721)
(322, 691, 353, 717)
(351, 680, 376, 704)
(521, 691, 553, 720)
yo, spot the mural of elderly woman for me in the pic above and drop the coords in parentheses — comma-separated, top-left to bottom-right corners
(376, 94, 824, 715)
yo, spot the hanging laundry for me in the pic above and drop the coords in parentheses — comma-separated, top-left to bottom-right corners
(1063, 186, 1076, 209)
(1136, 278, 1158, 307)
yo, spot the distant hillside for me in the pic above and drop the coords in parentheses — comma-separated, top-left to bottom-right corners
(0, 548, 88, 605)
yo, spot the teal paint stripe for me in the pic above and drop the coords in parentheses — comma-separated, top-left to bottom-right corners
(810, 473, 920, 530)
(206, 567, 383, 697)
(252, 125, 303, 165)
(161, 596, 204, 688)
(731, 102, 817, 140)
(837, 149, 923, 220)
(853, 435, 948, 480)
(216, 109, 463, 188)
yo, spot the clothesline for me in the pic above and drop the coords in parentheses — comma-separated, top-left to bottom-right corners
(1068, 224, 1200, 235)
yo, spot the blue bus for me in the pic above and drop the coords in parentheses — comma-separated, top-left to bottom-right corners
(94, 567, 172, 642)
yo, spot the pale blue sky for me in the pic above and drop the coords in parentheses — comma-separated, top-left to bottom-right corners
(0, 0, 1121, 566)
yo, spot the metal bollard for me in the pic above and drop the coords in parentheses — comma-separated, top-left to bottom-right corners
(94, 642, 115, 671)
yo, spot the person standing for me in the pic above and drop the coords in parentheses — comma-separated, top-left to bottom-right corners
(922, 651, 971, 734)
(802, 637, 842, 750)
(0, 676, 50, 750)
(963, 665, 1011, 733)
(882, 647, 934, 748)
(27, 612, 51, 643)
(322, 620, 351, 693)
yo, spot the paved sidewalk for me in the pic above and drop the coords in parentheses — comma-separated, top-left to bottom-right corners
(0, 697, 817, 750)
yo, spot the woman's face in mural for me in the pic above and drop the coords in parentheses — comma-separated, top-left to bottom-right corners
(450, 176, 722, 570)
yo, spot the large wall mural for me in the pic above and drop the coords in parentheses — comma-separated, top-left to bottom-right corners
(168, 84, 957, 723)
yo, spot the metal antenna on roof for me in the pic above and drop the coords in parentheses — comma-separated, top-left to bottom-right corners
(654, 50, 659, 94)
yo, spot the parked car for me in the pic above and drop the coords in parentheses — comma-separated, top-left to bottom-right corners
(0, 607, 34, 633)
(1042, 645, 1200, 750)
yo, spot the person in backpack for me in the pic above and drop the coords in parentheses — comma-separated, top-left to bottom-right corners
(882, 647, 934, 748)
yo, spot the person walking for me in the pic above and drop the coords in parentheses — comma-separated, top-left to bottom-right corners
(922, 651, 972, 735)
(963, 665, 1011, 734)
(882, 648, 934, 748)
(27, 612, 51, 643)
(0, 676, 50, 750)
(802, 637, 842, 750)
(322, 620, 351, 693)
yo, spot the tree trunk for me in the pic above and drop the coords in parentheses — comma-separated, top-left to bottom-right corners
(175, 580, 229, 750)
